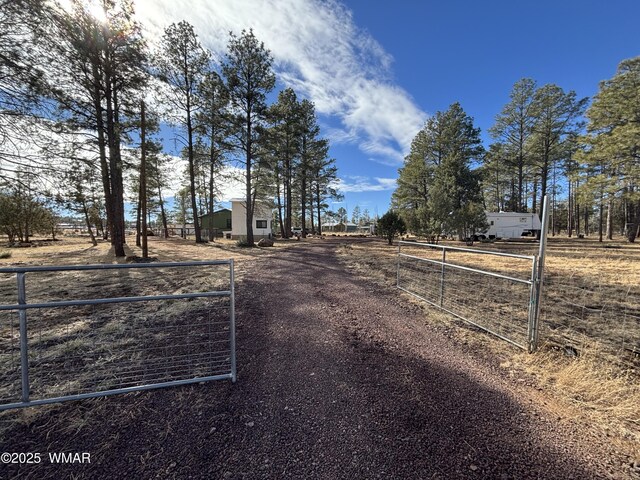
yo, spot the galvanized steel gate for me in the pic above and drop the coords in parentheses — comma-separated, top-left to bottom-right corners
(0, 260, 236, 411)
(397, 198, 549, 352)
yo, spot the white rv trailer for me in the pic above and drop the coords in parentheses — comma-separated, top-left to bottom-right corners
(479, 212, 542, 239)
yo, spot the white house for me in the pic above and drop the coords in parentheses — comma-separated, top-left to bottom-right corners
(230, 198, 273, 240)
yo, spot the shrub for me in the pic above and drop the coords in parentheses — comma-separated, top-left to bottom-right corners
(235, 237, 250, 247)
(377, 211, 407, 245)
(0, 250, 11, 259)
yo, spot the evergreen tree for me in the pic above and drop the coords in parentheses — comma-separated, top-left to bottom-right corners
(297, 99, 328, 237)
(51, 0, 148, 256)
(392, 116, 445, 236)
(480, 142, 512, 212)
(310, 155, 340, 234)
(223, 29, 275, 246)
(155, 21, 210, 244)
(378, 210, 406, 245)
(529, 84, 587, 215)
(579, 57, 640, 242)
(427, 103, 486, 240)
(267, 88, 301, 237)
(394, 103, 485, 240)
(490, 78, 537, 212)
(196, 70, 229, 240)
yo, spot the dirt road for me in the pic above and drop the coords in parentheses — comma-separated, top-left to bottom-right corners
(1, 238, 628, 479)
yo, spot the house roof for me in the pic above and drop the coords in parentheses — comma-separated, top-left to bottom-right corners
(323, 221, 358, 227)
(198, 208, 231, 218)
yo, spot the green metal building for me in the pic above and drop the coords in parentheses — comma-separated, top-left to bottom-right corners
(199, 208, 232, 232)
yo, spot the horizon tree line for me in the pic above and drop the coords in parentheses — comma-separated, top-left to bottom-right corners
(0, 0, 340, 253)
(391, 56, 640, 243)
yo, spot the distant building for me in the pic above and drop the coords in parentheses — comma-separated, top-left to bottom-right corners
(199, 208, 232, 237)
(230, 199, 273, 240)
(321, 221, 359, 233)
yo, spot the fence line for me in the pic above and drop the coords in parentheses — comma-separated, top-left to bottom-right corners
(397, 241, 541, 351)
(540, 277, 639, 360)
(0, 260, 236, 411)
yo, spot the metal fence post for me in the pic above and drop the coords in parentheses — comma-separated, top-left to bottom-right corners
(527, 260, 538, 353)
(439, 249, 446, 307)
(17, 272, 30, 403)
(529, 195, 550, 353)
(229, 259, 237, 383)
(397, 242, 401, 288)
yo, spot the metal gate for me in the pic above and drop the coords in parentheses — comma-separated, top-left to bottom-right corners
(397, 242, 542, 351)
(0, 260, 236, 410)
(397, 198, 549, 351)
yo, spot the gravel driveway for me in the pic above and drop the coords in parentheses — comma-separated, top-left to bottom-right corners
(0, 238, 629, 479)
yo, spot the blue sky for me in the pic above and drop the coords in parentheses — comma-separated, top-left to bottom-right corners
(133, 0, 640, 219)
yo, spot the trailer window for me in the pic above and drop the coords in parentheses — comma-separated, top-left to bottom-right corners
(490, 221, 494, 225)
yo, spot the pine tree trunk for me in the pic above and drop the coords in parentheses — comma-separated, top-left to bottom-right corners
(606, 198, 613, 240)
(82, 199, 98, 247)
(598, 192, 604, 243)
(140, 101, 148, 258)
(208, 142, 216, 242)
(316, 182, 322, 235)
(627, 200, 640, 243)
(105, 69, 126, 257)
(584, 205, 589, 236)
(186, 101, 203, 243)
(568, 180, 573, 237)
(135, 190, 141, 247)
(309, 183, 315, 234)
(575, 180, 581, 236)
(301, 168, 307, 237)
(158, 186, 169, 239)
(532, 177, 538, 215)
(276, 178, 285, 238)
(285, 154, 292, 237)
(245, 115, 254, 246)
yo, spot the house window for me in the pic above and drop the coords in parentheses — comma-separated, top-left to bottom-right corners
(256, 220, 267, 229)
(490, 221, 494, 225)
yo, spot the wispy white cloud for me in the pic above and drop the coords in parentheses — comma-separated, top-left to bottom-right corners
(134, 0, 426, 165)
(333, 175, 396, 193)
(155, 154, 247, 202)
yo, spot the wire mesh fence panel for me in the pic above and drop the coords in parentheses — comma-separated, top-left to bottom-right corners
(540, 276, 640, 362)
(0, 261, 236, 410)
(0, 310, 20, 405)
(397, 242, 537, 350)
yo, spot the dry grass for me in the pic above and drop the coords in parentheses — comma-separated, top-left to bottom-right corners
(0, 233, 308, 439)
(337, 236, 640, 458)
(516, 343, 640, 457)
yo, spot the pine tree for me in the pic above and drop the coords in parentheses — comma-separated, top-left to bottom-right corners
(579, 57, 640, 242)
(267, 88, 302, 237)
(45, 0, 148, 257)
(155, 21, 210, 244)
(196, 70, 229, 240)
(223, 30, 275, 246)
(427, 103, 486, 240)
(529, 84, 587, 216)
(490, 78, 537, 212)
(297, 99, 327, 237)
